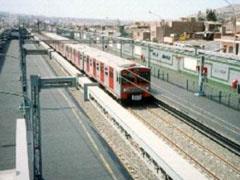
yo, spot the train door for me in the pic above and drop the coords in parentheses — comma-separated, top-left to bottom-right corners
(109, 67, 114, 90)
(104, 67, 109, 87)
(100, 63, 104, 82)
(93, 59, 96, 77)
(73, 49, 76, 64)
(68, 47, 71, 60)
(77, 51, 80, 68)
(66, 46, 68, 58)
(71, 48, 74, 62)
(82, 53, 85, 71)
(89, 58, 93, 76)
(87, 56, 90, 72)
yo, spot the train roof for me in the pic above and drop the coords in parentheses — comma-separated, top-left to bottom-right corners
(42, 32, 148, 70)
(42, 32, 69, 41)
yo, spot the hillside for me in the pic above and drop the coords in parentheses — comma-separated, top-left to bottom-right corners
(216, 4, 240, 21)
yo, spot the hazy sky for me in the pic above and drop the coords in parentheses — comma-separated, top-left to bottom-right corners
(0, 0, 240, 20)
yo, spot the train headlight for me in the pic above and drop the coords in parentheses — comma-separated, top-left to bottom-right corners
(123, 88, 127, 92)
(146, 86, 150, 91)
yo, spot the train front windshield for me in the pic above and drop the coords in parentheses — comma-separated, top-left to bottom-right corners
(121, 69, 150, 85)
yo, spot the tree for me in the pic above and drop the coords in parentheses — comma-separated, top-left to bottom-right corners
(197, 11, 205, 21)
(119, 25, 129, 37)
(206, 9, 217, 21)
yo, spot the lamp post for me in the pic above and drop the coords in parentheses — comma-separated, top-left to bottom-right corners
(223, 0, 238, 54)
(148, 10, 166, 42)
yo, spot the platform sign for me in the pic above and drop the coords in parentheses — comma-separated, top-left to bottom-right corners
(135, 45, 143, 56)
(229, 70, 240, 83)
(183, 56, 197, 71)
(122, 43, 133, 56)
(141, 47, 173, 64)
(109, 40, 113, 47)
(112, 42, 121, 50)
(117, 43, 121, 50)
(212, 63, 229, 80)
(152, 49, 171, 64)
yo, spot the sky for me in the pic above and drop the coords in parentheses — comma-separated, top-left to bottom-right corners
(0, 0, 240, 20)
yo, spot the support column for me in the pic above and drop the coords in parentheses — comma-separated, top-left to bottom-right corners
(30, 75, 43, 180)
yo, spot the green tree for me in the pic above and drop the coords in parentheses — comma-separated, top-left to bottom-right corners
(119, 25, 129, 37)
(197, 11, 205, 21)
(206, 9, 217, 21)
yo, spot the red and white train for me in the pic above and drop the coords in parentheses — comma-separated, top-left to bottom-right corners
(41, 32, 151, 101)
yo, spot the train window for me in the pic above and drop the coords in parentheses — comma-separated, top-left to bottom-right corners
(139, 72, 150, 82)
(104, 67, 108, 75)
(96, 64, 99, 70)
(121, 71, 135, 84)
(109, 71, 113, 77)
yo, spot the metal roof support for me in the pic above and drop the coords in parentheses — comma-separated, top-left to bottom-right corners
(84, 83, 98, 101)
(30, 75, 77, 180)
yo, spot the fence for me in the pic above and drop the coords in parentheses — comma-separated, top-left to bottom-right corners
(151, 66, 240, 111)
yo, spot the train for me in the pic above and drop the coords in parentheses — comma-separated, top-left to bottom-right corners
(40, 32, 151, 101)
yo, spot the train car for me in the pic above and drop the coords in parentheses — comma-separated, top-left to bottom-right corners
(41, 32, 151, 101)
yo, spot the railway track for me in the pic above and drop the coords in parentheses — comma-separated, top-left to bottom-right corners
(155, 97, 240, 156)
(127, 103, 240, 179)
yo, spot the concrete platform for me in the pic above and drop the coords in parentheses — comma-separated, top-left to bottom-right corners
(0, 40, 23, 170)
(0, 169, 15, 180)
(151, 76, 240, 146)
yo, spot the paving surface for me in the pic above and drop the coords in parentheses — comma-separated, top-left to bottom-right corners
(24, 44, 130, 180)
(151, 76, 240, 146)
(0, 40, 23, 170)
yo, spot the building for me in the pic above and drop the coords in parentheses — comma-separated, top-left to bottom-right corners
(214, 20, 240, 55)
(215, 35, 240, 55)
(150, 18, 205, 43)
(127, 22, 150, 41)
(204, 21, 222, 32)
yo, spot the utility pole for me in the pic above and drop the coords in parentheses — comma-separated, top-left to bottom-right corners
(120, 39, 123, 57)
(195, 56, 205, 96)
(37, 19, 40, 33)
(194, 46, 205, 96)
(147, 44, 151, 68)
(102, 35, 104, 51)
(223, 0, 237, 54)
(19, 28, 31, 126)
(131, 40, 134, 59)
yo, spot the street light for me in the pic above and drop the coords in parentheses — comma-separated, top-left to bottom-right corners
(148, 10, 166, 43)
(223, 0, 236, 35)
(223, 0, 238, 54)
(148, 10, 162, 26)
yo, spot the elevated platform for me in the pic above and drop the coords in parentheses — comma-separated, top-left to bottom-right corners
(0, 40, 23, 170)
(0, 119, 30, 180)
(0, 169, 15, 180)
